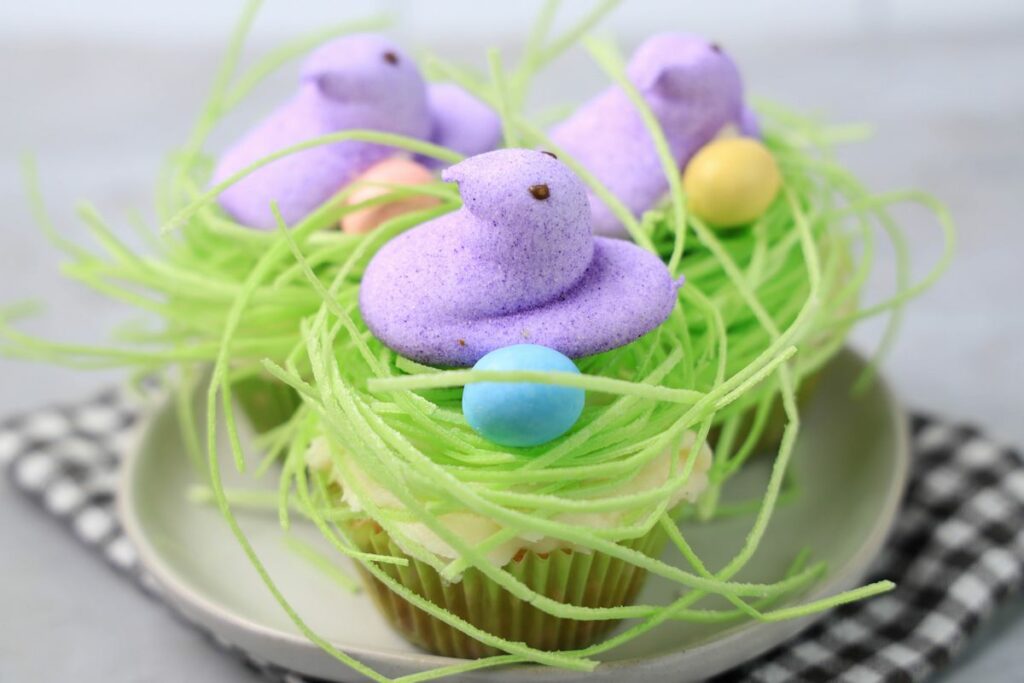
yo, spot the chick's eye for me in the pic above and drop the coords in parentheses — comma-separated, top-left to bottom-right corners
(529, 184, 550, 200)
(383, 51, 399, 65)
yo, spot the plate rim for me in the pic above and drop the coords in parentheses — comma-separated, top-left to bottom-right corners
(118, 348, 910, 681)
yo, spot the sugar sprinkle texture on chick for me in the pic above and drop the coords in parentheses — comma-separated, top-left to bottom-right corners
(359, 149, 679, 367)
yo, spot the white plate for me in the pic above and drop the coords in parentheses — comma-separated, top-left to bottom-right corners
(119, 349, 908, 682)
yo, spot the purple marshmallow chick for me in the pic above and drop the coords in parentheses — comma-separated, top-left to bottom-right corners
(213, 35, 431, 230)
(549, 33, 747, 237)
(417, 83, 503, 169)
(359, 149, 678, 367)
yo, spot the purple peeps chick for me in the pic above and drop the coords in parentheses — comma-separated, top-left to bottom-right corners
(417, 83, 502, 169)
(213, 35, 431, 230)
(359, 149, 678, 367)
(550, 33, 748, 237)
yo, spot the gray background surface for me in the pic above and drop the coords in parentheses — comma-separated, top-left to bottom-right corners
(2, 2, 1022, 681)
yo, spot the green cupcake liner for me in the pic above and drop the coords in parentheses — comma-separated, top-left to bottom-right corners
(349, 522, 666, 659)
(233, 374, 301, 434)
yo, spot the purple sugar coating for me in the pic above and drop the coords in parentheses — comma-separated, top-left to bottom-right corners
(213, 35, 431, 230)
(359, 149, 677, 367)
(739, 104, 762, 139)
(417, 83, 502, 169)
(549, 33, 748, 237)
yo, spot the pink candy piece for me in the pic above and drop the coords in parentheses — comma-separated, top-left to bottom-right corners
(340, 157, 441, 234)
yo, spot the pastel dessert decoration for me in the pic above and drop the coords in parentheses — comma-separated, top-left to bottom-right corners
(683, 137, 782, 228)
(739, 104, 762, 139)
(339, 157, 441, 234)
(359, 148, 679, 367)
(550, 33, 751, 237)
(417, 83, 503, 168)
(462, 344, 585, 447)
(213, 34, 431, 230)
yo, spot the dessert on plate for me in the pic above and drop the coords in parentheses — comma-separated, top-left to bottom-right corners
(3, 2, 954, 680)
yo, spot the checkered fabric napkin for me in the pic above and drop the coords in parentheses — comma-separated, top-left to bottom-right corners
(3, 386, 1024, 683)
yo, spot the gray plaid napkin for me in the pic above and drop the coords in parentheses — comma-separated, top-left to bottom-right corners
(3, 386, 1023, 683)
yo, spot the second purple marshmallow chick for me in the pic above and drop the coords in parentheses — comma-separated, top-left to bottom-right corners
(359, 149, 679, 367)
(550, 33, 755, 237)
(213, 35, 431, 230)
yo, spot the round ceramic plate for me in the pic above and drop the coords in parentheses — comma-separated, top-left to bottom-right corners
(119, 348, 908, 682)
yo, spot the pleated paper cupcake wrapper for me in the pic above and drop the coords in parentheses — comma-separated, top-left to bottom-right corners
(232, 374, 302, 434)
(350, 523, 666, 659)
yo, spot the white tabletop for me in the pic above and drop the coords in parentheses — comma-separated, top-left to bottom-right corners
(2, 27, 1022, 683)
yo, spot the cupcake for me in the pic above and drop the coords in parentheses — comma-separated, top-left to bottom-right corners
(281, 145, 903, 664)
(275, 61, 951, 656)
(289, 148, 717, 656)
(307, 431, 711, 656)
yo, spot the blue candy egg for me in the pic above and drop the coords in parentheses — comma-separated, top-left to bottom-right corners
(462, 344, 585, 448)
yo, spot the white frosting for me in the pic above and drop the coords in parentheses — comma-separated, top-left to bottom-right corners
(307, 431, 712, 570)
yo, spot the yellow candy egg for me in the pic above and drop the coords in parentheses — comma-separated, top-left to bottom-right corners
(682, 137, 782, 228)
(341, 157, 440, 234)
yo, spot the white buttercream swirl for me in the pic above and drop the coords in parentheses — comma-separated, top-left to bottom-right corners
(307, 431, 712, 570)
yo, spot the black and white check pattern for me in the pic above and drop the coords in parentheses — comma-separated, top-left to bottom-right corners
(3, 389, 1023, 683)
